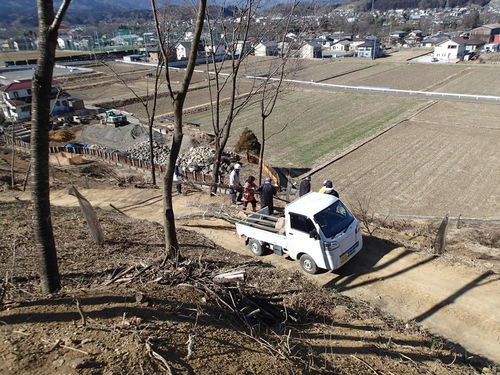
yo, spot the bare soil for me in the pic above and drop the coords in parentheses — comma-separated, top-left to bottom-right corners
(0, 201, 494, 375)
(313, 118, 500, 219)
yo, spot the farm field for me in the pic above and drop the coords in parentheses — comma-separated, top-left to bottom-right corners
(411, 101, 500, 129)
(290, 59, 375, 82)
(120, 80, 256, 120)
(324, 63, 467, 90)
(69, 73, 210, 103)
(88, 62, 155, 75)
(185, 88, 420, 166)
(431, 67, 500, 96)
(216, 55, 324, 77)
(313, 118, 500, 219)
(383, 48, 433, 62)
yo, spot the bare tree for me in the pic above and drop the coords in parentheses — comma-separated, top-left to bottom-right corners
(151, 0, 207, 259)
(204, 1, 259, 193)
(31, 0, 72, 294)
(256, 1, 301, 185)
(103, 61, 163, 185)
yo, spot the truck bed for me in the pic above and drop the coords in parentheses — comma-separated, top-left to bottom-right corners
(235, 209, 287, 249)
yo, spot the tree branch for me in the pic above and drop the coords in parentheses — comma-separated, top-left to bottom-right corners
(50, 0, 72, 33)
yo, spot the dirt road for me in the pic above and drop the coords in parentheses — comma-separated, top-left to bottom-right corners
(12, 188, 500, 364)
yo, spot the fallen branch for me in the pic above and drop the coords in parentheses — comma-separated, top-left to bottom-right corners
(74, 298, 87, 327)
(109, 203, 127, 216)
(350, 354, 382, 375)
(103, 265, 136, 285)
(146, 339, 173, 375)
(186, 334, 196, 360)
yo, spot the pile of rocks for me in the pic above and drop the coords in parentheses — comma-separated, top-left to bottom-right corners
(180, 146, 239, 175)
(126, 141, 171, 165)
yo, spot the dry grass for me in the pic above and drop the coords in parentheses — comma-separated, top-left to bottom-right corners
(49, 129, 76, 143)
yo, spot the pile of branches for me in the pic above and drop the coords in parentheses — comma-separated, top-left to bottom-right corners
(102, 257, 324, 372)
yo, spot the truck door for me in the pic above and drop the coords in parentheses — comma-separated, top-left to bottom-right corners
(287, 213, 326, 268)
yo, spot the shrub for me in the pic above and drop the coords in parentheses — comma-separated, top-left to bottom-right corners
(234, 127, 260, 155)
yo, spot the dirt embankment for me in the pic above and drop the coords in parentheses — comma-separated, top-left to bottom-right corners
(1, 202, 496, 375)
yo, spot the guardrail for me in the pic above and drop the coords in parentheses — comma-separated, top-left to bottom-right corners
(246, 75, 500, 104)
(3, 137, 220, 185)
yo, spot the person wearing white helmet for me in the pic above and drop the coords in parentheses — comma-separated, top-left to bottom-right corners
(229, 163, 243, 204)
(319, 179, 339, 198)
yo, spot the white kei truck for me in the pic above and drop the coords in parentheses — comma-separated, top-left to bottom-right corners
(235, 192, 363, 274)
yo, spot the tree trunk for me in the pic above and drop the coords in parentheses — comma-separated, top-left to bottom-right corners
(258, 115, 266, 185)
(32, 16, 60, 293)
(31, 0, 71, 294)
(211, 145, 224, 193)
(159, 0, 206, 260)
(148, 121, 156, 185)
(162, 103, 182, 259)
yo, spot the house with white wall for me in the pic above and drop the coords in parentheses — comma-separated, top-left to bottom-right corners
(254, 41, 278, 56)
(433, 38, 467, 61)
(0, 80, 73, 122)
(300, 41, 322, 59)
(176, 42, 192, 60)
(332, 40, 351, 52)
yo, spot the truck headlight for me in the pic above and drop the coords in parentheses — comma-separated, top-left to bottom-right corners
(326, 241, 339, 250)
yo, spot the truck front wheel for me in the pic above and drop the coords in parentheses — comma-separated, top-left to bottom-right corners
(300, 254, 318, 274)
(248, 239, 264, 256)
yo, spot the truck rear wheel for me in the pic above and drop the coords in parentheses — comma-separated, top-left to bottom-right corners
(248, 239, 264, 256)
(300, 254, 318, 274)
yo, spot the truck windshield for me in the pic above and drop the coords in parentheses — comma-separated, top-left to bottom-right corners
(314, 201, 354, 238)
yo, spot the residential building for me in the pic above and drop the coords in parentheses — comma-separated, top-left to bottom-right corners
(0, 80, 74, 122)
(471, 23, 500, 43)
(421, 34, 450, 48)
(148, 48, 177, 64)
(300, 41, 322, 59)
(433, 38, 467, 61)
(254, 41, 278, 56)
(176, 42, 192, 60)
(204, 44, 226, 56)
(331, 40, 351, 52)
(356, 40, 384, 58)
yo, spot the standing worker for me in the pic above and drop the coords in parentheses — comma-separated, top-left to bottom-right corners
(299, 175, 311, 197)
(242, 175, 257, 212)
(319, 180, 339, 198)
(229, 163, 242, 205)
(257, 177, 277, 214)
(173, 160, 183, 195)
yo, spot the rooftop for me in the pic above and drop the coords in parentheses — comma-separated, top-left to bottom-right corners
(286, 192, 338, 217)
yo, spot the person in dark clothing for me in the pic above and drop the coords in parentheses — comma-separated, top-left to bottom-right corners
(257, 177, 277, 214)
(173, 160, 183, 194)
(299, 175, 311, 197)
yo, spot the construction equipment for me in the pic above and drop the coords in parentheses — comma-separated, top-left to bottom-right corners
(235, 192, 363, 274)
(99, 110, 127, 127)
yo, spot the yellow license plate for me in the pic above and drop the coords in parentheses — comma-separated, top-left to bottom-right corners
(340, 254, 349, 264)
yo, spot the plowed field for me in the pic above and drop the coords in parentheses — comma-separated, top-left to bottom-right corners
(313, 117, 500, 219)
(431, 67, 500, 96)
(325, 64, 467, 91)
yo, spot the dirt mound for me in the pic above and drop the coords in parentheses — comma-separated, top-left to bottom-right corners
(77, 124, 163, 151)
(0, 202, 493, 375)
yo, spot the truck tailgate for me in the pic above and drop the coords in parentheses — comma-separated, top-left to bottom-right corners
(235, 222, 287, 248)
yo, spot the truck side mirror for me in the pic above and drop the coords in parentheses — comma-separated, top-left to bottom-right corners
(309, 229, 319, 240)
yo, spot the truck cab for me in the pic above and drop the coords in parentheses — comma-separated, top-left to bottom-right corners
(236, 192, 363, 274)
